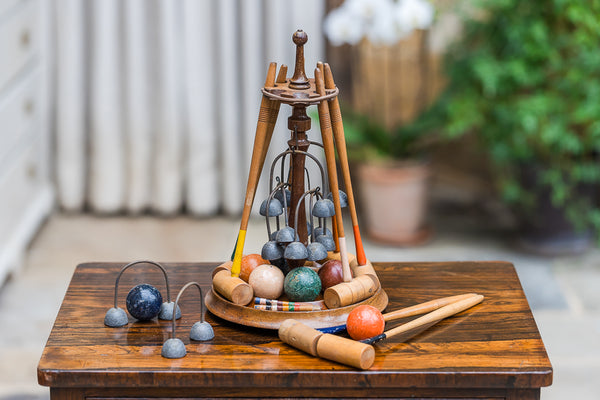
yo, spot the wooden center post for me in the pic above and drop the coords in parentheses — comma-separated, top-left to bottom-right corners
(286, 30, 311, 246)
(287, 106, 311, 245)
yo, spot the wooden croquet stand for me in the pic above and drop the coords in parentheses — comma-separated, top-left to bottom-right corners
(38, 261, 552, 399)
(218, 30, 384, 329)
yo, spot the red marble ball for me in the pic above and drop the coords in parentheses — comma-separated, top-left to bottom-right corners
(240, 254, 268, 282)
(346, 305, 385, 341)
(318, 260, 345, 291)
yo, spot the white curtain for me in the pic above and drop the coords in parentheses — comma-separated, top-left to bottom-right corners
(52, 0, 325, 215)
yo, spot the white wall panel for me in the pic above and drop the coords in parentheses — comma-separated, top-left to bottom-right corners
(216, 0, 243, 215)
(240, 0, 266, 215)
(88, 0, 124, 213)
(264, 0, 293, 206)
(183, 0, 219, 216)
(151, 1, 183, 214)
(54, 0, 85, 211)
(50, 0, 326, 215)
(124, 0, 152, 213)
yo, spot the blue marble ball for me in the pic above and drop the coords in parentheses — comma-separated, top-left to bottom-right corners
(126, 284, 163, 321)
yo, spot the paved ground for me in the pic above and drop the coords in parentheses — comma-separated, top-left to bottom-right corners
(1, 211, 599, 399)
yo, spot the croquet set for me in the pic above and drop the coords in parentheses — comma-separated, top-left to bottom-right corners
(103, 30, 484, 369)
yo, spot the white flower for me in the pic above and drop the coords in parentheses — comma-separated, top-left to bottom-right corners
(366, 11, 402, 46)
(324, 0, 436, 46)
(324, 7, 364, 46)
(395, 0, 435, 31)
(345, 0, 396, 22)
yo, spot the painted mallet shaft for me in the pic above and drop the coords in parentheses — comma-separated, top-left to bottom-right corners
(314, 68, 351, 282)
(322, 62, 367, 266)
(360, 294, 484, 344)
(230, 63, 282, 277)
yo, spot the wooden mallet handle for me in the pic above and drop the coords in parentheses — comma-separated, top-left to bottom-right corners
(279, 319, 375, 369)
(315, 68, 351, 282)
(240, 61, 278, 231)
(323, 63, 367, 266)
(231, 62, 281, 277)
(323, 274, 378, 309)
(369, 294, 484, 343)
(348, 258, 380, 287)
(212, 260, 233, 278)
(383, 293, 478, 322)
(212, 269, 253, 305)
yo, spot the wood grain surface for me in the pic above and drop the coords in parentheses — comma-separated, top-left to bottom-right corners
(37, 261, 552, 398)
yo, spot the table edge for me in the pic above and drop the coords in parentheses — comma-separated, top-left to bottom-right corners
(38, 367, 553, 389)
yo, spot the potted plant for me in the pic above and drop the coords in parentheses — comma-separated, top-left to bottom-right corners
(323, 0, 437, 245)
(426, 0, 600, 254)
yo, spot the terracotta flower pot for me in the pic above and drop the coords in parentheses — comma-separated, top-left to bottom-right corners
(357, 160, 431, 245)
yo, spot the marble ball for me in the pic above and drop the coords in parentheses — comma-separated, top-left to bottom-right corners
(240, 254, 268, 282)
(126, 283, 162, 321)
(318, 259, 345, 291)
(346, 305, 385, 341)
(284, 267, 321, 302)
(249, 264, 285, 299)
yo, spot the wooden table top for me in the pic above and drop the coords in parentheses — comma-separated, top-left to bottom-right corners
(38, 261, 552, 391)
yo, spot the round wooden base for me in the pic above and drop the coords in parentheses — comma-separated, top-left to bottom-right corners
(205, 286, 388, 331)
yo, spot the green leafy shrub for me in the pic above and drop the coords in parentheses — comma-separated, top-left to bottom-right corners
(428, 0, 600, 235)
(341, 108, 430, 162)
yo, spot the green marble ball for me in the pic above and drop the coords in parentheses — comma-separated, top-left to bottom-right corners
(283, 267, 321, 302)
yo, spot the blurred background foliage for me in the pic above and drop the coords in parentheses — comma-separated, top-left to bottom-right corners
(400, 0, 600, 239)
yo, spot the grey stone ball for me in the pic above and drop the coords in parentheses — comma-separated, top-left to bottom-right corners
(276, 226, 296, 243)
(274, 188, 291, 205)
(284, 241, 308, 260)
(190, 321, 215, 341)
(316, 234, 336, 251)
(158, 301, 182, 321)
(161, 338, 187, 359)
(259, 198, 283, 217)
(104, 307, 128, 327)
(313, 226, 332, 238)
(312, 199, 335, 218)
(327, 190, 348, 208)
(262, 240, 283, 261)
(307, 242, 328, 261)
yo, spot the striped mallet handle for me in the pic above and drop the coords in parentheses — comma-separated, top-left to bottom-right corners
(255, 297, 325, 307)
(254, 304, 321, 312)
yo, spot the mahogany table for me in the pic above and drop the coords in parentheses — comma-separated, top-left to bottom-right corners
(38, 261, 552, 399)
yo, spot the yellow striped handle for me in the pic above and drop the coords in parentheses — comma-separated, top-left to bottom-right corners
(230, 230, 246, 277)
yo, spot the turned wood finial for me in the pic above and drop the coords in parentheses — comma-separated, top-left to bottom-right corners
(289, 30, 310, 89)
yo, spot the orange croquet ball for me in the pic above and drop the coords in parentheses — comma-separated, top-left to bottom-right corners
(346, 305, 385, 341)
(240, 254, 268, 282)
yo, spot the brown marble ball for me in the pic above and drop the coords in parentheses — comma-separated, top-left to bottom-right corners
(318, 259, 345, 290)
